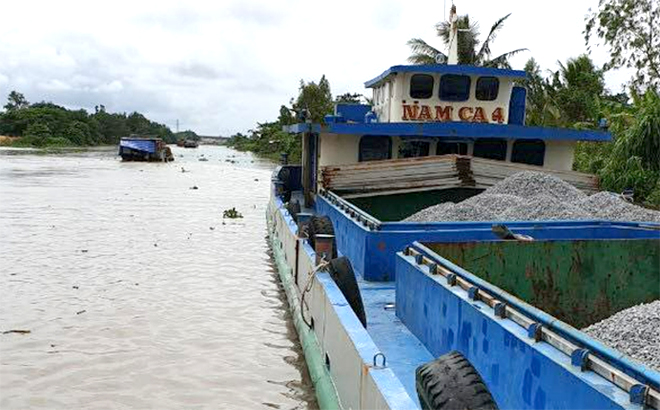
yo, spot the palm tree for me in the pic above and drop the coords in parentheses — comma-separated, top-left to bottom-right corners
(407, 13, 527, 68)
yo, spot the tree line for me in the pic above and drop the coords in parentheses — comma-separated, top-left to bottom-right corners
(228, 0, 659, 207)
(0, 91, 176, 147)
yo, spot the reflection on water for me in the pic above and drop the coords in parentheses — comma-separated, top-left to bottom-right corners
(0, 146, 316, 409)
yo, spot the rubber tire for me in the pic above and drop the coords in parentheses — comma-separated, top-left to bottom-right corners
(416, 351, 498, 410)
(286, 200, 301, 222)
(327, 257, 367, 328)
(307, 215, 337, 259)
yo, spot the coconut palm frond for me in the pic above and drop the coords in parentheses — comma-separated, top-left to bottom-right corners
(484, 48, 528, 68)
(406, 38, 442, 64)
(476, 13, 512, 61)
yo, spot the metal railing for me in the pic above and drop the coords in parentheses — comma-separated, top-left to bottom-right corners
(403, 244, 660, 409)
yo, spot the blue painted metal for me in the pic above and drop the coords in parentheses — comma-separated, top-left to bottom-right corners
(494, 302, 506, 318)
(629, 384, 649, 405)
(285, 121, 611, 141)
(119, 138, 157, 153)
(509, 86, 527, 125)
(527, 323, 543, 342)
(572, 349, 590, 371)
(335, 104, 372, 123)
(395, 253, 639, 409)
(283, 123, 321, 134)
(364, 65, 527, 88)
(468, 286, 479, 300)
(327, 121, 610, 141)
(410, 241, 660, 391)
(315, 194, 660, 281)
(446, 273, 457, 286)
(358, 279, 433, 404)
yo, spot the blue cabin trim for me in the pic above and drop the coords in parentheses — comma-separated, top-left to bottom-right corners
(365, 65, 527, 88)
(286, 121, 611, 142)
(509, 86, 527, 125)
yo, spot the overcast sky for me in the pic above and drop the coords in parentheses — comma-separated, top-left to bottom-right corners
(0, 0, 630, 135)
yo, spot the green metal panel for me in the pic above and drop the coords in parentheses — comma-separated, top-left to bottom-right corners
(347, 188, 483, 222)
(424, 239, 660, 328)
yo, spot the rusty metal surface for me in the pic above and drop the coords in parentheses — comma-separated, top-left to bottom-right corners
(423, 239, 660, 329)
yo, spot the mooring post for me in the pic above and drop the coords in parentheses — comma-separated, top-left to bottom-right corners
(314, 234, 335, 264)
(296, 213, 312, 238)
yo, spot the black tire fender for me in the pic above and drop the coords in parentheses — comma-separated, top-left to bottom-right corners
(286, 200, 301, 222)
(327, 257, 367, 328)
(416, 351, 498, 410)
(307, 215, 337, 259)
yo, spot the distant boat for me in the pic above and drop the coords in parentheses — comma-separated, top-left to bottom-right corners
(183, 139, 199, 148)
(118, 137, 174, 162)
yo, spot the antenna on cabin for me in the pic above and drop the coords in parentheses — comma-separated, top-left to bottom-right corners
(447, 4, 459, 65)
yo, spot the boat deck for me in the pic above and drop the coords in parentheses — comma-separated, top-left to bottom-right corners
(359, 278, 433, 405)
(289, 190, 431, 403)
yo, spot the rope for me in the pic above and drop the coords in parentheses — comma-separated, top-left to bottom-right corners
(300, 258, 331, 329)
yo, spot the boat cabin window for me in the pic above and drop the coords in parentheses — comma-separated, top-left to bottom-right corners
(511, 139, 545, 166)
(359, 135, 392, 162)
(399, 140, 430, 158)
(436, 141, 468, 155)
(473, 138, 507, 161)
(439, 75, 471, 102)
(476, 77, 499, 101)
(410, 74, 434, 99)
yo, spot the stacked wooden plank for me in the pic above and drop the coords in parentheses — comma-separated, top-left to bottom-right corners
(320, 155, 599, 196)
(320, 155, 468, 196)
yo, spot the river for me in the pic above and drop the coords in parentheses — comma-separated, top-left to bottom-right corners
(0, 145, 316, 409)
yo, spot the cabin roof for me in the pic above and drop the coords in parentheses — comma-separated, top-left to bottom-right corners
(284, 122, 611, 142)
(364, 65, 527, 88)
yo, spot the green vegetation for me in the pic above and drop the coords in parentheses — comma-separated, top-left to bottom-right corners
(584, 0, 659, 92)
(407, 9, 527, 67)
(229, 3, 659, 208)
(222, 207, 243, 219)
(0, 92, 175, 148)
(523, 53, 660, 207)
(226, 75, 339, 163)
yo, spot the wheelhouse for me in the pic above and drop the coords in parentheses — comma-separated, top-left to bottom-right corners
(286, 64, 610, 206)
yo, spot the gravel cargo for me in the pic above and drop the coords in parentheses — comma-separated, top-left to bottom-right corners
(582, 301, 660, 372)
(403, 171, 660, 223)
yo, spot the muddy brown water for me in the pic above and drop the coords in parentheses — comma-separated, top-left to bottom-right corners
(0, 146, 316, 409)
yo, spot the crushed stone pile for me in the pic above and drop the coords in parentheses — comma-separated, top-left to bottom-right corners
(486, 171, 586, 203)
(499, 194, 593, 221)
(574, 191, 660, 223)
(403, 171, 660, 223)
(582, 301, 660, 372)
(462, 194, 526, 215)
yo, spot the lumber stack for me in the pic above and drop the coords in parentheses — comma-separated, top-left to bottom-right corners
(320, 155, 598, 196)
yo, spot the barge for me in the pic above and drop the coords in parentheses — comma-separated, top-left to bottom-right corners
(118, 137, 174, 162)
(268, 7, 660, 409)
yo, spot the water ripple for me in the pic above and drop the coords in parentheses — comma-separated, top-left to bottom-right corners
(0, 146, 316, 409)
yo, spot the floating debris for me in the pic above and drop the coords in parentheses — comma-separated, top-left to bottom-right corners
(76, 310, 86, 315)
(223, 207, 243, 219)
(2, 329, 31, 335)
(190, 186, 199, 190)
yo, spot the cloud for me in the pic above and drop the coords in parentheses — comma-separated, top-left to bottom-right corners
(0, 0, 633, 135)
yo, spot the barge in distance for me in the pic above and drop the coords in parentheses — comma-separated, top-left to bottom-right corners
(118, 137, 174, 162)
